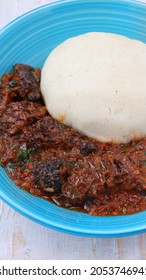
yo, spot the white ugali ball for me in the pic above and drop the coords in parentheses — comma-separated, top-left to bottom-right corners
(41, 32, 146, 143)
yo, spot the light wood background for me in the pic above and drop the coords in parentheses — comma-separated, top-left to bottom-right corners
(0, 0, 146, 260)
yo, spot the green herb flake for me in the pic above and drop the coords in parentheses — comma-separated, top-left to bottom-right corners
(17, 149, 28, 159)
(69, 162, 77, 167)
(17, 147, 37, 169)
(17, 147, 36, 159)
(28, 147, 37, 155)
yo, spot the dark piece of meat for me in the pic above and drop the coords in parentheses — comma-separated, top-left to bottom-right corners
(0, 64, 41, 104)
(20, 115, 83, 149)
(61, 145, 146, 203)
(0, 101, 47, 135)
(61, 141, 146, 203)
(21, 115, 100, 152)
(33, 159, 67, 194)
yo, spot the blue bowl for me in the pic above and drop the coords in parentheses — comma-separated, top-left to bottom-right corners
(0, 0, 146, 237)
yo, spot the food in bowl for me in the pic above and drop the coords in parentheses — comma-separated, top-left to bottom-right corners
(0, 33, 146, 216)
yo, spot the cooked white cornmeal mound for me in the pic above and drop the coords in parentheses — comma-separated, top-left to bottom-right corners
(41, 32, 146, 143)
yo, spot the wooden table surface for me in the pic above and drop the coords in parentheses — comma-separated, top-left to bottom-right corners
(0, 0, 146, 260)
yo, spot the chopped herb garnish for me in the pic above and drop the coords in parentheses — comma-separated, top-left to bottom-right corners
(17, 149, 28, 159)
(17, 147, 37, 168)
(28, 147, 37, 155)
(17, 147, 36, 159)
(69, 161, 77, 167)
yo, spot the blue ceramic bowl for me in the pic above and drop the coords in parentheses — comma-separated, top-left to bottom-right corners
(0, 0, 146, 237)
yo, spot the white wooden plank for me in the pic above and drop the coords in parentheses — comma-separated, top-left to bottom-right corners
(0, 0, 55, 29)
(1, 201, 146, 260)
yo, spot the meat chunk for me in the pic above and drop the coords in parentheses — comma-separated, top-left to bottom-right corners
(0, 101, 47, 135)
(33, 159, 67, 194)
(0, 64, 41, 103)
(21, 115, 100, 152)
(61, 146, 146, 203)
(21, 116, 81, 149)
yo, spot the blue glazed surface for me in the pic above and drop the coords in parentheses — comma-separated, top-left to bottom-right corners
(0, 0, 146, 237)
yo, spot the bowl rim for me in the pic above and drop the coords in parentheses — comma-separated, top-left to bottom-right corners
(0, 0, 146, 238)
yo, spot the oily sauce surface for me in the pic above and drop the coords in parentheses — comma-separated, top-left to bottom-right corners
(0, 64, 146, 216)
